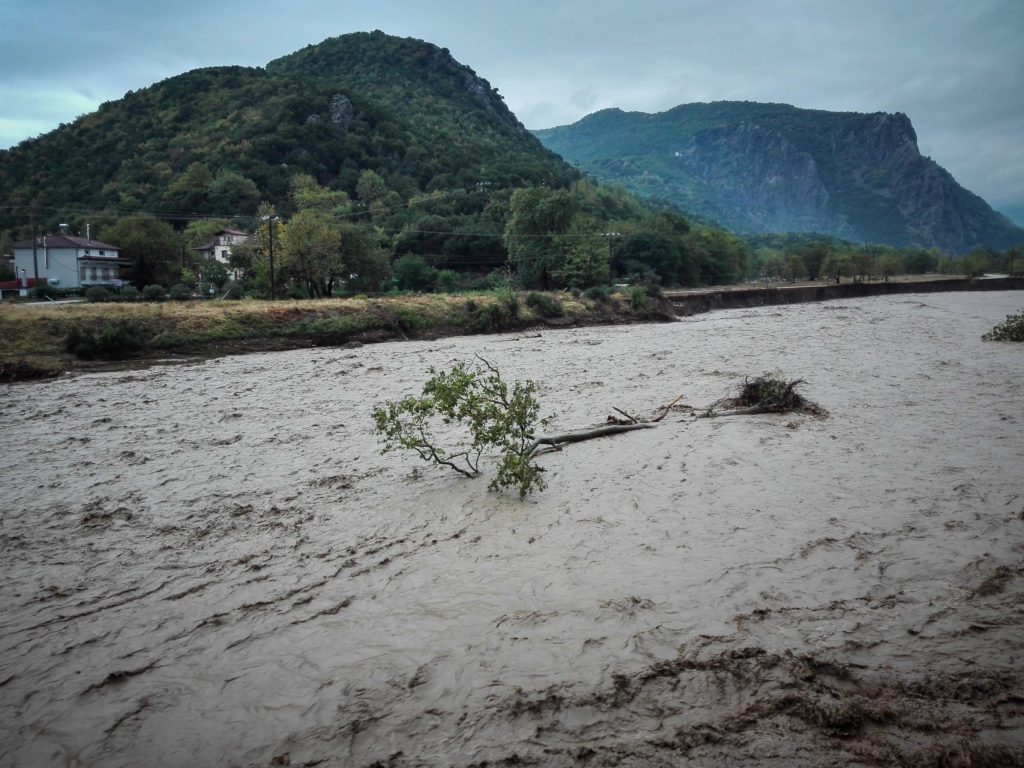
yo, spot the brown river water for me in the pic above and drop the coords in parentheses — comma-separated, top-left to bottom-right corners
(1, 292, 1023, 767)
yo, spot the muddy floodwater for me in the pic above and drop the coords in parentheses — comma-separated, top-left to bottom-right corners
(2, 292, 1023, 767)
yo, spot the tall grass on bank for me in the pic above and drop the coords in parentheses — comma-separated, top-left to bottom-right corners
(0, 291, 638, 373)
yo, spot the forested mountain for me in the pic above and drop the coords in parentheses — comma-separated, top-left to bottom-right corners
(0, 31, 567, 232)
(3, 35, 1009, 298)
(534, 102, 1024, 254)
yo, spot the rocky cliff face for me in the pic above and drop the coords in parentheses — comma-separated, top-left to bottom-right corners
(677, 121, 842, 235)
(535, 103, 1023, 253)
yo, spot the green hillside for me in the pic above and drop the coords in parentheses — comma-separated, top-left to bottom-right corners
(0, 31, 568, 231)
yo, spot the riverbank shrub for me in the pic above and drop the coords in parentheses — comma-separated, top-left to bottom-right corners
(583, 285, 613, 304)
(525, 292, 564, 318)
(64, 319, 147, 360)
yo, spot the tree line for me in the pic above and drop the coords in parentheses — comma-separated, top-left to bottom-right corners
(3, 168, 1018, 298)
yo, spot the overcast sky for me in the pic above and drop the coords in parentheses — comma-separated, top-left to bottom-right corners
(2, 0, 1022, 221)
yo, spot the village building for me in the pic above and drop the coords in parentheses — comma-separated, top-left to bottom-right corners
(10, 227, 126, 289)
(192, 229, 251, 280)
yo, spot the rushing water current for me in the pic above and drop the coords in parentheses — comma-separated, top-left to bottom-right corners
(2, 292, 1023, 767)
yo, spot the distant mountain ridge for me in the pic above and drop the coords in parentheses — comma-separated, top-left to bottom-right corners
(534, 102, 1024, 254)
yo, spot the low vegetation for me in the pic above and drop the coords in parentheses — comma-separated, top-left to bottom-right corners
(982, 309, 1024, 341)
(0, 289, 660, 376)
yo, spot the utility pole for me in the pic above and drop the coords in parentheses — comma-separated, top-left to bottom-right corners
(30, 209, 39, 288)
(269, 218, 276, 301)
(262, 215, 279, 300)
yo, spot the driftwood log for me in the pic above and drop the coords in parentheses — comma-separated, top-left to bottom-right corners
(529, 423, 656, 456)
(527, 377, 821, 457)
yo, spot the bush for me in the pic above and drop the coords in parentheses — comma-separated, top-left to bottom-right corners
(393, 255, 439, 292)
(142, 284, 166, 301)
(33, 283, 62, 300)
(286, 285, 310, 300)
(525, 292, 564, 318)
(84, 286, 113, 303)
(64, 320, 147, 360)
(583, 285, 613, 304)
(983, 310, 1024, 341)
(222, 281, 245, 300)
(437, 269, 461, 293)
(629, 285, 647, 310)
(169, 284, 192, 301)
(119, 285, 142, 302)
(469, 300, 513, 332)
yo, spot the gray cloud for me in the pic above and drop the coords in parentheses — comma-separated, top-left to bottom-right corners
(1, 0, 1021, 217)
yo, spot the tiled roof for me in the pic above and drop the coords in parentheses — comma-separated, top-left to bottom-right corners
(12, 234, 120, 251)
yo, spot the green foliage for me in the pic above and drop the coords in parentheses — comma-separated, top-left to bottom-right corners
(961, 250, 990, 277)
(84, 286, 113, 303)
(982, 310, 1024, 342)
(119, 285, 142, 301)
(372, 358, 553, 497)
(142, 284, 167, 301)
(549, 215, 611, 289)
(583, 284, 614, 304)
(169, 283, 192, 300)
(504, 187, 580, 289)
(281, 210, 343, 297)
(524, 292, 564, 318)
(616, 229, 692, 287)
(436, 269, 461, 293)
(468, 299, 515, 332)
(629, 285, 646, 310)
(64, 320, 147, 360)
(393, 254, 439, 291)
(99, 216, 182, 288)
(875, 253, 903, 281)
(820, 251, 854, 283)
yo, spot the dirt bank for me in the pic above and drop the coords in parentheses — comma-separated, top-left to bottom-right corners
(1, 291, 1022, 766)
(667, 276, 1024, 315)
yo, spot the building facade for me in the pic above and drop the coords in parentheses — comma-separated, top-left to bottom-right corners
(11, 233, 125, 288)
(193, 229, 251, 280)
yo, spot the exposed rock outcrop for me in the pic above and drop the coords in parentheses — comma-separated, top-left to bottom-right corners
(535, 103, 1024, 253)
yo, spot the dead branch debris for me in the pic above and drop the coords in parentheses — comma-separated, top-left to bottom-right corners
(529, 375, 824, 456)
(705, 374, 827, 418)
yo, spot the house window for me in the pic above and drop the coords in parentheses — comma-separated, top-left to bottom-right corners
(103, 267, 111, 280)
(99, 250, 105, 256)
(80, 266, 87, 281)
(84, 249, 91, 255)
(91, 267, 98, 280)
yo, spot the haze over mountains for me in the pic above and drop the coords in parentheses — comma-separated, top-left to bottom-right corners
(1, 31, 1020, 256)
(534, 103, 1024, 254)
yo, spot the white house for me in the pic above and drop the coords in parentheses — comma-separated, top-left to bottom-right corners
(193, 229, 251, 280)
(12, 231, 126, 289)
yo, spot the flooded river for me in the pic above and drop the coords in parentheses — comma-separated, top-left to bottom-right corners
(2, 292, 1022, 766)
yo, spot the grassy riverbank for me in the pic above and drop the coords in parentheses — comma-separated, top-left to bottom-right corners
(0, 291, 671, 381)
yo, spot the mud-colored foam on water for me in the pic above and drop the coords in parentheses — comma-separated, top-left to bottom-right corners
(2, 292, 1022, 766)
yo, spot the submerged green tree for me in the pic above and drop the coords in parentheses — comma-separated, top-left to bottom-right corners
(372, 358, 554, 497)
